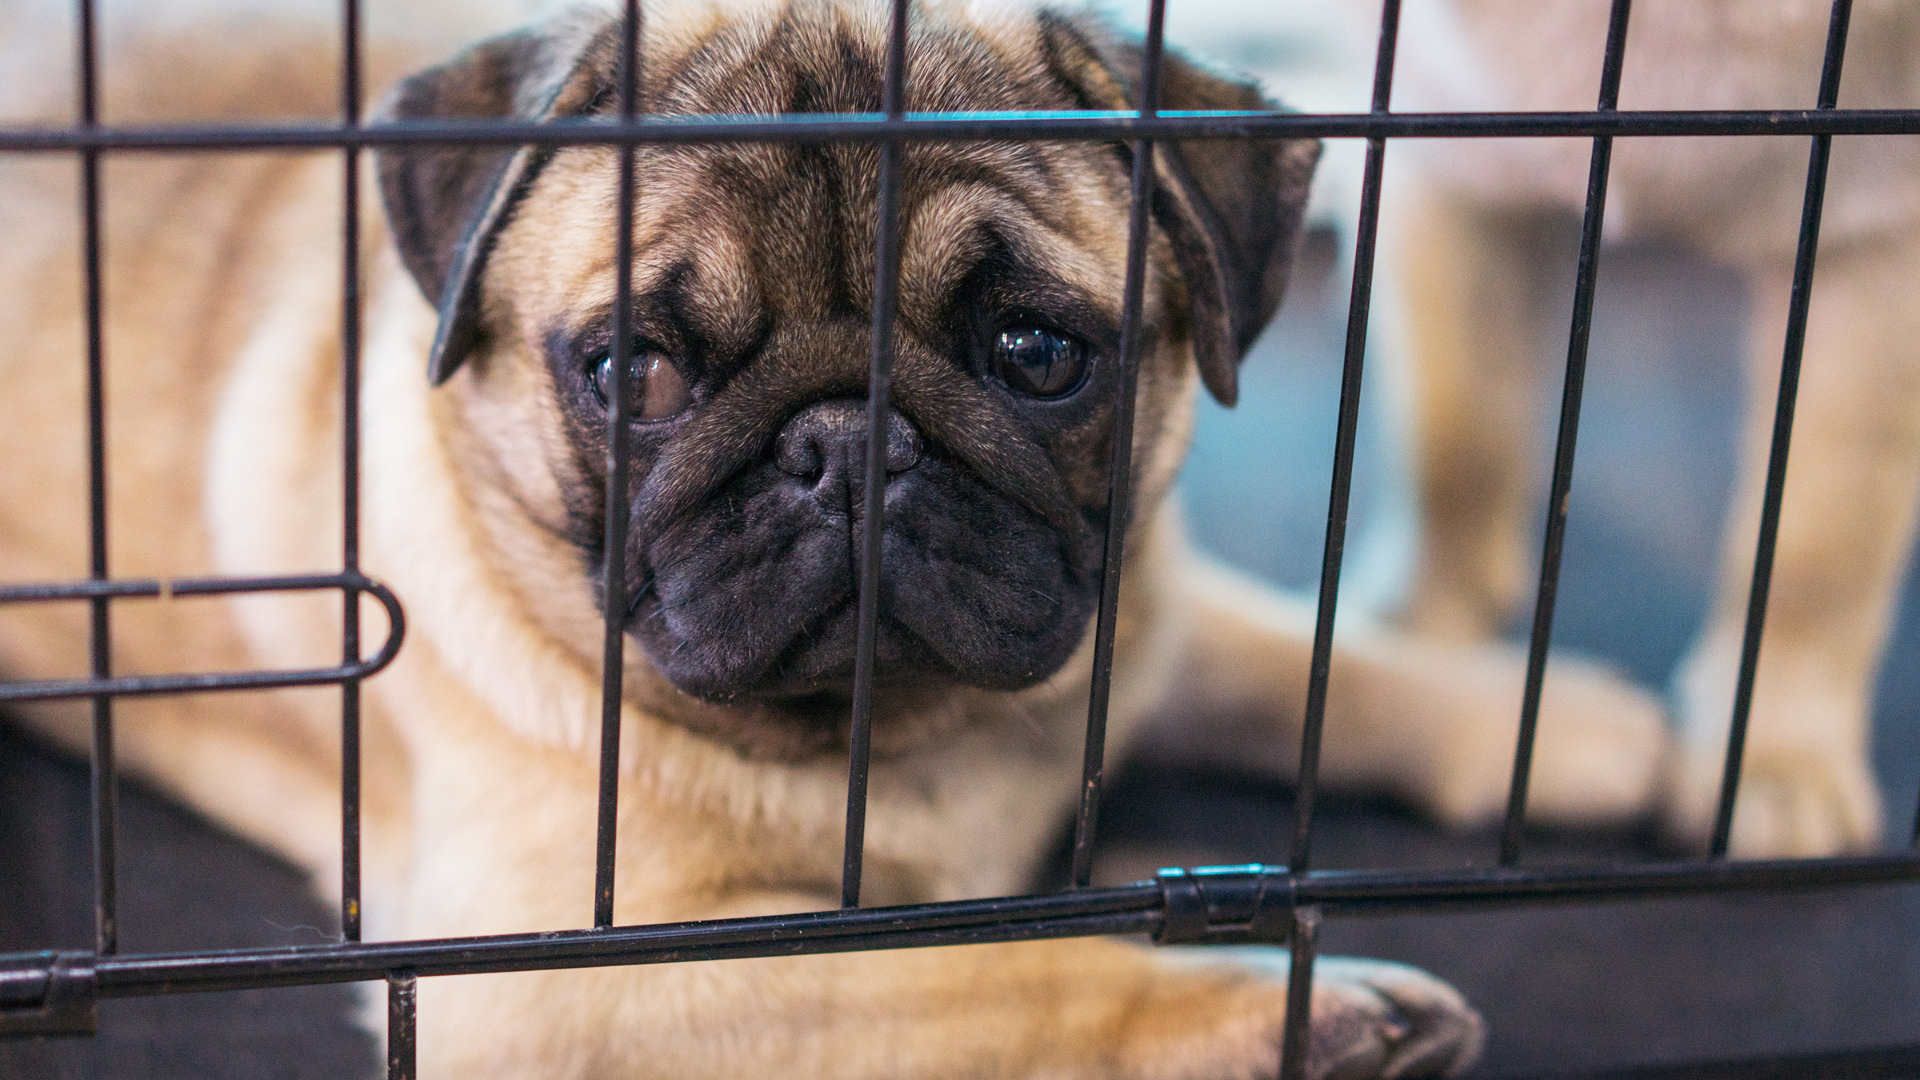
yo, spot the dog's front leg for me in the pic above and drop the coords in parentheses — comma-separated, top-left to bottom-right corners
(1384, 183, 1575, 642)
(1667, 235, 1920, 856)
(408, 896, 1481, 1080)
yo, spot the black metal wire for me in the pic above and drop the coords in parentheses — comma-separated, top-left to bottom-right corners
(1281, 5, 1402, 1069)
(7, 108, 1920, 156)
(0, 573, 385, 603)
(338, 0, 364, 947)
(1712, 0, 1855, 859)
(1501, 0, 1634, 868)
(0, 574, 405, 702)
(74, 0, 117, 961)
(1277, 905, 1322, 1080)
(1292, 0, 1402, 879)
(386, 970, 416, 1080)
(594, 0, 643, 934)
(1070, 0, 1167, 891)
(25, 855, 1907, 999)
(840, 0, 912, 911)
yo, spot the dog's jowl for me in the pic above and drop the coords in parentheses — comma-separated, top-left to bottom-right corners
(0, 1, 1716, 1075)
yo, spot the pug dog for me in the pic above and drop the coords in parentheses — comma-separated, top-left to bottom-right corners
(1379, 0, 1920, 856)
(0, 0, 1681, 1075)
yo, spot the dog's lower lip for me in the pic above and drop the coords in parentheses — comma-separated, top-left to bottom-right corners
(717, 596, 936, 700)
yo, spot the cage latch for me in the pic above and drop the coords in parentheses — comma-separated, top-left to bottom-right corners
(0, 951, 98, 1038)
(1154, 865, 1294, 945)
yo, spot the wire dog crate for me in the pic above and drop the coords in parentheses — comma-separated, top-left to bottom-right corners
(2, 0, 1919, 1076)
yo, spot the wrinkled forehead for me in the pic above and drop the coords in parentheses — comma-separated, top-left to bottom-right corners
(644, 0, 1056, 116)
(487, 4, 1134, 342)
(633, 0, 1058, 93)
(494, 140, 1129, 335)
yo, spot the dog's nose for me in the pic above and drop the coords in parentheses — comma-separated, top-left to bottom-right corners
(774, 400, 923, 505)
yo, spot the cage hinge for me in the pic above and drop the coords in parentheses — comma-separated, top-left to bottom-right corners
(1153, 865, 1295, 945)
(0, 951, 98, 1038)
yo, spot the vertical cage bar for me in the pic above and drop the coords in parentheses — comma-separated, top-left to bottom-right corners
(842, 0, 912, 910)
(76, 0, 117, 959)
(1290, 0, 1401, 877)
(338, 0, 364, 945)
(386, 970, 417, 1080)
(594, 0, 644, 930)
(1276, 905, 1323, 1080)
(1068, 0, 1167, 891)
(1712, 0, 1852, 858)
(1498, 0, 1633, 868)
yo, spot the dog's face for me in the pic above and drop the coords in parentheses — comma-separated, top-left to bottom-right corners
(376, 2, 1316, 756)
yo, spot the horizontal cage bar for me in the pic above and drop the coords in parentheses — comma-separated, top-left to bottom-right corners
(0, 573, 405, 702)
(4, 107, 1920, 154)
(0, 857, 1902, 1001)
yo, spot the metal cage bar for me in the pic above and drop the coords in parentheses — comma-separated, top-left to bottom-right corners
(386, 969, 416, 1080)
(10, 108, 1920, 155)
(1277, 905, 1322, 1080)
(840, 0, 913, 912)
(339, 0, 366, 947)
(1291, 0, 1403, 879)
(1070, 0, 1169, 891)
(74, 0, 118, 961)
(0, 574, 405, 703)
(4, 855, 1902, 999)
(1280, 3, 1404, 1073)
(1712, 0, 1855, 859)
(594, 0, 644, 933)
(1500, 0, 1634, 867)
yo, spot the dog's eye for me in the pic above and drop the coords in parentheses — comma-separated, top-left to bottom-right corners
(590, 348, 692, 421)
(992, 326, 1088, 399)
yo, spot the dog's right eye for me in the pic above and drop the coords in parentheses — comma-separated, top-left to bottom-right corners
(590, 348, 692, 421)
(991, 326, 1089, 400)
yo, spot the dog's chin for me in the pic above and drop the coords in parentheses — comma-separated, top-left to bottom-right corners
(630, 586, 1090, 703)
(627, 598, 1087, 759)
(624, 541, 1096, 758)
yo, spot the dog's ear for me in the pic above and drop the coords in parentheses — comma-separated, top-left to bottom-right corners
(375, 14, 618, 385)
(1039, 14, 1320, 407)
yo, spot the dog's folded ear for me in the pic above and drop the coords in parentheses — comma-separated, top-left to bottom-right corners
(375, 13, 618, 385)
(1040, 15, 1320, 407)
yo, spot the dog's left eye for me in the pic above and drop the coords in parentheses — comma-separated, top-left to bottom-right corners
(590, 347, 692, 421)
(992, 326, 1089, 399)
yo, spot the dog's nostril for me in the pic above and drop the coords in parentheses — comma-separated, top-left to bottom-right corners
(774, 400, 922, 486)
(775, 430, 826, 480)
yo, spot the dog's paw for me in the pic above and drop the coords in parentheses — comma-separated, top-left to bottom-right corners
(1163, 949, 1483, 1080)
(1662, 642, 1884, 857)
(1307, 958, 1485, 1079)
(1663, 738, 1882, 857)
(1401, 645, 1669, 830)
(1519, 654, 1670, 827)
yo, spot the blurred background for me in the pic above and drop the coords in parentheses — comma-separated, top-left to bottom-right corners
(5, 1, 1920, 1077)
